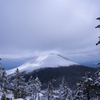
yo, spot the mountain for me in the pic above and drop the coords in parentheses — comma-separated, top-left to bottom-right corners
(7, 53, 97, 90)
(7, 53, 79, 75)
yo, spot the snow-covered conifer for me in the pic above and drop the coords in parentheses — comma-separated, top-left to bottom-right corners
(93, 67, 100, 97)
(26, 76, 34, 96)
(74, 81, 85, 100)
(82, 71, 95, 100)
(12, 68, 26, 99)
(1, 68, 9, 92)
(35, 77, 42, 100)
(26, 76, 36, 99)
(59, 77, 72, 100)
(0, 67, 9, 94)
(74, 71, 95, 100)
(26, 76, 42, 100)
(0, 58, 3, 90)
(94, 67, 100, 86)
(46, 83, 54, 100)
(0, 67, 3, 90)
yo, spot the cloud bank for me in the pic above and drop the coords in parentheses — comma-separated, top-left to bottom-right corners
(0, 0, 100, 63)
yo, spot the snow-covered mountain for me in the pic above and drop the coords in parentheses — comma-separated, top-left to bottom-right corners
(7, 53, 79, 75)
(6, 53, 97, 89)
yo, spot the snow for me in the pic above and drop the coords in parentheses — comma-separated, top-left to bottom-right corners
(84, 77, 93, 82)
(98, 72, 100, 76)
(7, 53, 79, 75)
(88, 78, 93, 81)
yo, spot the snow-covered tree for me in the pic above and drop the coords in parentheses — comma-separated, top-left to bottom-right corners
(26, 76, 34, 96)
(0, 58, 3, 90)
(12, 68, 26, 99)
(1, 68, 9, 92)
(74, 80, 85, 100)
(74, 71, 95, 100)
(93, 67, 100, 98)
(82, 71, 95, 100)
(59, 77, 72, 100)
(26, 76, 42, 100)
(45, 83, 54, 100)
(35, 77, 42, 100)
(0, 67, 3, 90)
(27, 76, 37, 100)
(0, 59, 11, 99)
(0, 67, 9, 94)
(94, 67, 100, 86)
(93, 17, 100, 99)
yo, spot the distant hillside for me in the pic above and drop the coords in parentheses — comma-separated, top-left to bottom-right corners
(17, 65, 97, 90)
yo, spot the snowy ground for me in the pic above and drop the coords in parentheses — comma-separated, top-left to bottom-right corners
(0, 91, 45, 100)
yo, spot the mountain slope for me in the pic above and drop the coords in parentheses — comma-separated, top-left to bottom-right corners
(18, 65, 97, 89)
(7, 53, 79, 75)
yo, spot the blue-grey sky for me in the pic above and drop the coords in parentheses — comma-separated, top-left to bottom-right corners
(0, 0, 100, 66)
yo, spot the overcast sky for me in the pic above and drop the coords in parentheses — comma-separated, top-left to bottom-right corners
(0, 0, 100, 63)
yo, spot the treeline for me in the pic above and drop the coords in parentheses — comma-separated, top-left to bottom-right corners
(0, 67, 72, 100)
(0, 67, 100, 100)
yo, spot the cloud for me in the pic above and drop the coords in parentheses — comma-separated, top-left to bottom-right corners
(0, 50, 60, 59)
(0, 0, 100, 63)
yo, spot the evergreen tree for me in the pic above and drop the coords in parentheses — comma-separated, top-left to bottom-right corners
(0, 67, 3, 90)
(0, 58, 10, 99)
(26, 76, 42, 100)
(93, 67, 100, 97)
(74, 80, 86, 100)
(1, 68, 9, 92)
(12, 68, 26, 99)
(94, 67, 100, 86)
(59, 77, 72, 100)
(27, 76, 37, 100)
(83, 71, 94, 99)
(75, 71, 95, 100)
(45, 83, 54, 100)
(95, 17, 100, 45)
(0, 58, 2, 89)
(0, 66, 9, 93)
(93, 16, 100, 99)
(35, 77, 42, 100)
(26, 76, 34, 96)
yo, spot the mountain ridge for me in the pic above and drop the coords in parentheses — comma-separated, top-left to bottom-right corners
(7, 53, 79, 75)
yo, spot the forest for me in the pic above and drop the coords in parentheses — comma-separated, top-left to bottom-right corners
(0, 59, 100, 100)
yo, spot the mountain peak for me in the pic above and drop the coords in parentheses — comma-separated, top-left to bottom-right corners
(7, 53, 79, 75)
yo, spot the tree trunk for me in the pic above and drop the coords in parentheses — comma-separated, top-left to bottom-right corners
(87, 89, 90, 100)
